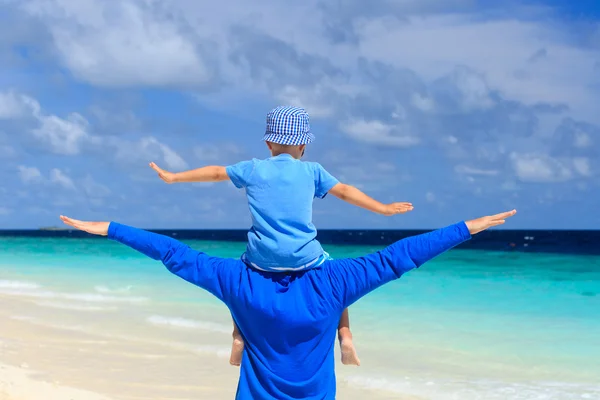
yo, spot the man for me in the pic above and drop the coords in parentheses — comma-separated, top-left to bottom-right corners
(60, 209, 516, 400)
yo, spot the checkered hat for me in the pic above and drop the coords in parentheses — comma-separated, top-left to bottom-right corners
(262, 106, 315, 145)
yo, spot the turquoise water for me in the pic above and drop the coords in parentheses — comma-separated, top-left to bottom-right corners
(1, 237, 599, 399)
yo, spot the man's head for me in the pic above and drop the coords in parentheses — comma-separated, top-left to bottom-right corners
(263, 106, 313, 159)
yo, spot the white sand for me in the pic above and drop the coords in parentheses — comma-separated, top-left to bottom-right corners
(0, 362, 113, 400)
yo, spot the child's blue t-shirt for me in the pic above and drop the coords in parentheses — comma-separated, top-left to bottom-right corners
(226, 154, 339, 271)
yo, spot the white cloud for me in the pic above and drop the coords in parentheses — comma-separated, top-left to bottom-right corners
(108, 135, 189, 172)
(139, 137, 189, 171)
(16, 172, 112, 208)
(352, 14, 598, 121)
(20, 0, 211, 87)
(510, 153, 573, 183)
(0, 207, 12, 216)
(339, 119, 419, 147)
(501, 181, 520, 192)
(88, 105, 141, 132)
(572, 157, 592, 177)
(425, 191, 436, 203)
(81, 175, 111, 198)
(0, 90, 91, 154)
(0, 90, 188, 170)
(8, 1, 599, 124)
(411, 93, 435, 112)
(276, 85, 336, 118)
(193, 145, 223, 162)
(0, 144, 16, 158)
(454, 165, 500, 176)
(32, 112, 90, 155)
(17, 165, 43, 183)
(193, 143, 243, 163)
(573, 131, 592, 148)
(17, 166, 78, 190)
(449, 67, 496, 112)
(0, 91, 30, 119)
(49, 168, 76, 190)
(333, 161, 408, 193)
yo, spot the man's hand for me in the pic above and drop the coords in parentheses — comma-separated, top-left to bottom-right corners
(465, 210, 517, 235)
(382, 202, 414, 216)
(60, 216, 109, 236)
(150, 162, 177, 184)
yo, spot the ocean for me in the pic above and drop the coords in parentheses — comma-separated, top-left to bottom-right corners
(0, 230, 599, 399)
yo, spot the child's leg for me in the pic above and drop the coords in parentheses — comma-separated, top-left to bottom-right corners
(230, 318, 244, 366)
(338, 308, 360, 366)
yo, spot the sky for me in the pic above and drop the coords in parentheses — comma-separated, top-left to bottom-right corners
(0, 0, 599, 230)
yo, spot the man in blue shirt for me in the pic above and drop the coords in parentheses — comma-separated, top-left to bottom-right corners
(60, 209, 516, 400)
(148, 106, 414, 366)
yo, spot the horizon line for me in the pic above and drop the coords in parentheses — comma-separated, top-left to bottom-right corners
(0, 228, 599, 232)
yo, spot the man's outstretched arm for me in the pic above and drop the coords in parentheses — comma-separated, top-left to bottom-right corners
(59, 216, 240, 303)
(325, 210, 517, 309)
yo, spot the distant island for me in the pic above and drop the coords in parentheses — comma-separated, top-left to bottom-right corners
(38, 226, 70, 231)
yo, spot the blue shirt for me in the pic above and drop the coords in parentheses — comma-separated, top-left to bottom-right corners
(107, 221, 471, 399)
(226, 154, 339, 271)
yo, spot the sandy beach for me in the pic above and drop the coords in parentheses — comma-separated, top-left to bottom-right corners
(0, 362, 114, 400)
(0, 294, 407, 400)
(0, 296, 233, 400)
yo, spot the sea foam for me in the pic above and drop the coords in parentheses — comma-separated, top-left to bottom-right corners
(34, 301, 118, 311)
(344, 374, 600, 400)
(146, 315, 230, 333)
(94, 285, 133, 294)
(0, 280, 147, 304)
(0, 280, 40, 290)
(193, 345, 230, 358)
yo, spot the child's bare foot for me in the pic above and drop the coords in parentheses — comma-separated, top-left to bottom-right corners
(230, 337, 244, 366)
(340, 338, 360, 366)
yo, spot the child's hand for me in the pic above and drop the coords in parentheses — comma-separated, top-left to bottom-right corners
(149, 162, 177, 184)
(382, 202, 414, 216)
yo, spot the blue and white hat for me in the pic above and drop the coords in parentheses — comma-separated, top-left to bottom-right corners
(262, 106, 315, 145)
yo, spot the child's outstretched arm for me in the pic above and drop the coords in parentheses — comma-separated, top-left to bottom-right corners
(328, 183, 413, 216)
(149, 162, 229, 184)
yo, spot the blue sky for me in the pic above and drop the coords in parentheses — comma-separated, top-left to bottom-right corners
(0, 0, 599, 229)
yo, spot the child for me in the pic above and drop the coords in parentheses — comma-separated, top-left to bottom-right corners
(149, 106, 413, 367)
